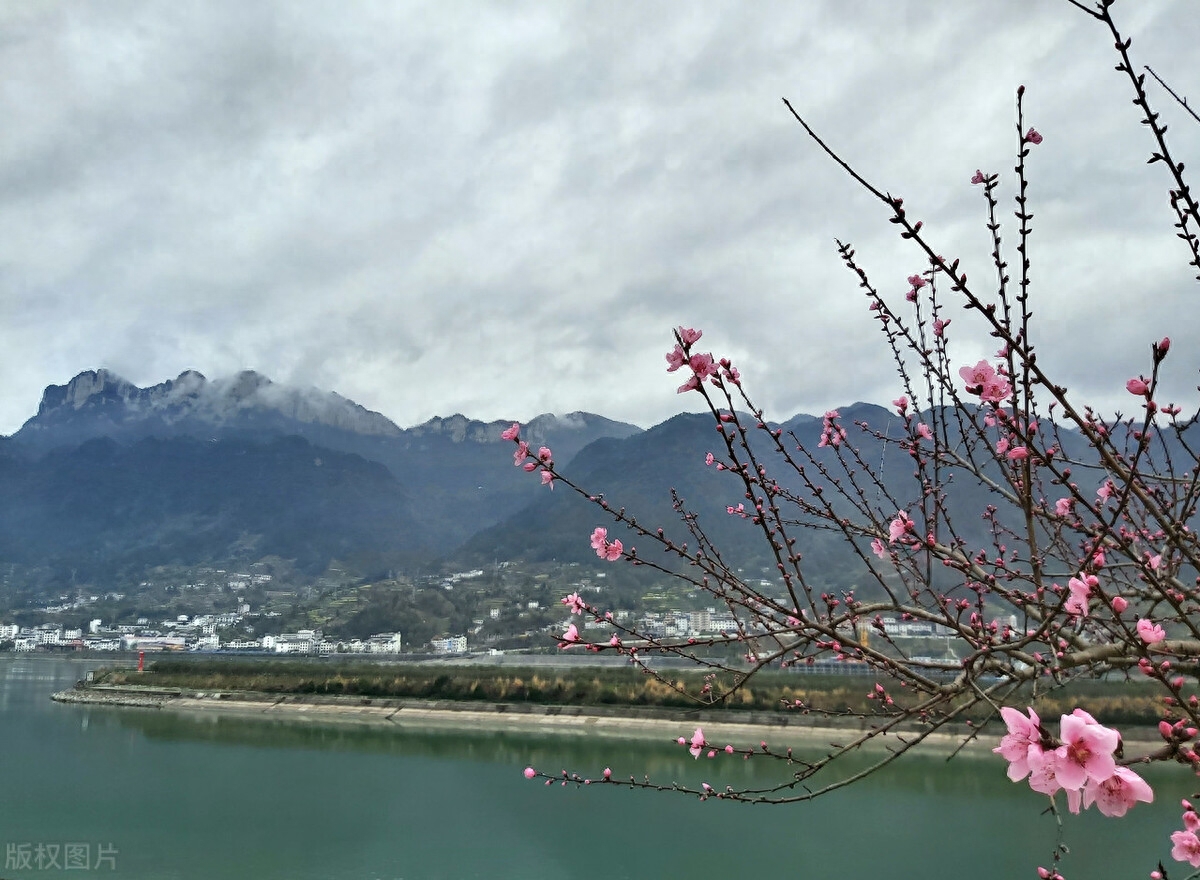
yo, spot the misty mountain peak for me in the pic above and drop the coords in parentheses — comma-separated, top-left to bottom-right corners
(40, 369, 135, 415)
(226, 370, 272, 401)
(17, 368, 402, 452)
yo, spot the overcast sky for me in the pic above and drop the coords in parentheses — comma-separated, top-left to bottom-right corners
(1, 1, 1197, 435)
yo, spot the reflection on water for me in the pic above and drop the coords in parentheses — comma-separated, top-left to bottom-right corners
(2, 657, 1191, 880)
(106, 703, 1006, 796)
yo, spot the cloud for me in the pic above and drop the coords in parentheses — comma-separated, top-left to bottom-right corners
(0, 0, 1197, 434)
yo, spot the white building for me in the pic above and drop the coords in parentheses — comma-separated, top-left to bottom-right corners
(430, 635, 467, 654)
(367, 632, 403, 654)
(878, 616, 951, 639)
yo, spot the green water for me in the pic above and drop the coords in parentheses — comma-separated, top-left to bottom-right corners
(0, 657, 1189, 878)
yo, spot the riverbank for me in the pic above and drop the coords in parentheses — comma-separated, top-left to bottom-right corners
(52, 683, 893, 746)
(52, 682, 1168, 752)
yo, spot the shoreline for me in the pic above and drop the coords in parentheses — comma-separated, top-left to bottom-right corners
(51, 684, 1165, 752)
(53, 684, 875, 746)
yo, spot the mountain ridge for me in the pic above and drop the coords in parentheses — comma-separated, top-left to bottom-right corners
(5, 367, 1147, 596)
(0, 369, 647, 582)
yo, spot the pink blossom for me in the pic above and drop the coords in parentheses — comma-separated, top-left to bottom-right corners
(1065, 574, 1098, 618)
(995, 437, 1010, 456)
(540, 469, 555, 488)
(933, 317, 950, 338)
(1081, 766, 1153, 817)
(705, 452, 714, 466)
(1147, 553, 1162, 571)
(523, 766, 537, 779)
(1126, 377, 1149, 396)
(893, 395, 909, 416)
(1024, 128, 1043, 144)
(1097, 481, 1115, 503)
(1111, 596, 1128, 614)
(959, 360, 1012, 402)
(916, 423, 933, 441)
(1027, 749, 1064, 797)
(1006, 446, 1029, 461)
(979, 376, 1013, 404)
(971, 169, 986, 185)
(560, 624, 580, 646)
(609, 634, 621, 647)
(689, 352, 718, 380)
(537, 446, 553, 464)
(907, 274, 926, 289)
(1137, 618, 1166, 644)
(603, 767, 612, 779)
(678, 326, 703, 346)
(819, 411, 847, 448)
(562, 592, 586, 615)
(959, 359, 996, 388)
(1172, 830, 1200, 867)
(665, 344, 686, 372)
(689, 727, 706, 759)
(1054, 713, 1119, 790)
(513, 441, 529, 466)
(871, 537, 888, 560)
(994, 706, 1043, 781)
(676, 374, 700, 394)
(888, 511, 913, 544)
(501, 423, 521, 442)
(1054, 498, 1073, 517)
(589, 526, 624, 562)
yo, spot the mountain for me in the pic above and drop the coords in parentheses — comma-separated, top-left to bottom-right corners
(12, 369, 402, 455)
(458, 407, 902, 587)
(1, 369, 642, 580)
(7, 366, 1172, 596)
(0, 434, 420, 579)
(455, 401, 1128, 597)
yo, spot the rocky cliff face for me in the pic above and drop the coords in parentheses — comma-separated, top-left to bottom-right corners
(16, 368, 403, 453)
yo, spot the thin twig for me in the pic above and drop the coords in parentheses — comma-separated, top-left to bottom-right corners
(1146, 66, 1200, 126)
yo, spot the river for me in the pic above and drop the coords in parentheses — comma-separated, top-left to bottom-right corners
(0, 657, 1188, 878)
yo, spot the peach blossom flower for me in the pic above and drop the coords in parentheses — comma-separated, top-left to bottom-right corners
(1082, 766, 1153, 817)
(1053, 713, 1119, 790)
(1137, 618, 1166, 644)
(994, 706, 1043, 782)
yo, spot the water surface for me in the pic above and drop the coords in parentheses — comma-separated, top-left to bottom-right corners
(0, 658, 1187, 879)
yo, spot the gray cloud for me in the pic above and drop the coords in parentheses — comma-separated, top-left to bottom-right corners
(1, 0, 1197, 434)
